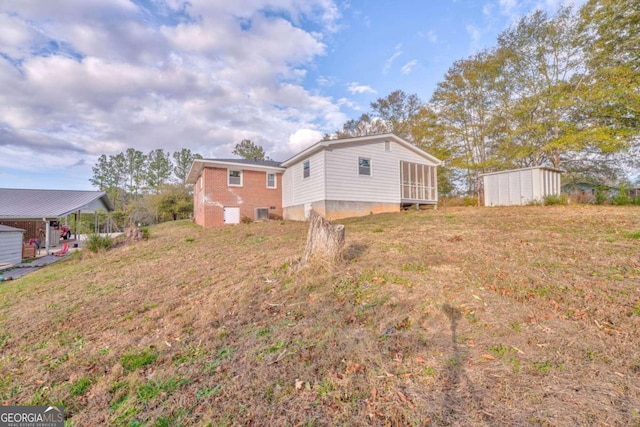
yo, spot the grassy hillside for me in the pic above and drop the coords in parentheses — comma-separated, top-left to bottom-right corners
(1, 206, 639, 426)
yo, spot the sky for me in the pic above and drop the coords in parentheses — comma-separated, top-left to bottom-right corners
(0, 0, 585, 191)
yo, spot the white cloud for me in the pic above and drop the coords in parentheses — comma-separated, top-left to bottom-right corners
(383, 48, 402, 75)
(418, 29, 437, 44)
(347, 82, 376, 94)
(401, 60, 418, 75)
(317, 75, 336, 86)
(286, 128, 324, 154)
(0, 0, 346, 179)
(337, 97, 360, 110)
(499, 0, 518, 17)
(466, 24, 481, 53)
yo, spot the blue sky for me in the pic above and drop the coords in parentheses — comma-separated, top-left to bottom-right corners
(0, 0, 584, 191)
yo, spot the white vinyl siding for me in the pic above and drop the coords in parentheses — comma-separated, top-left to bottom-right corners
(0, 228, 24, 266)
(324, 139, 436, 203)
(282, 151, 326, 207)
(482, 167, 562, 206)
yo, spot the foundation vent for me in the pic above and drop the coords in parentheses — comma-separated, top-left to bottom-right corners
(255, 208, 270, 221)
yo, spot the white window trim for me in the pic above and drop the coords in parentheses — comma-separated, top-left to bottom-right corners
(266, 172, 277, 189)
(228, 169, 243, 187)
(358, 157, 372, 176)
(303, 160, 310, 179)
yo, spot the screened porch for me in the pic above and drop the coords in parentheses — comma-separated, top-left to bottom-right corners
(400, 161, 438, 205)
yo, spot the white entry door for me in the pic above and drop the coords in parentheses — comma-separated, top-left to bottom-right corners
(223, 207, 240, 224)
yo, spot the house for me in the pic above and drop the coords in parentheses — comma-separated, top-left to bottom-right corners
(280, 134, 441, 220)
(0, 225, 25, 267)
(188, 159, 285, 227)
(561, 180, 619, 204)
(480, 166, 563, 207)
(187, 134, 441, 227)
(0, 188, 114, 253)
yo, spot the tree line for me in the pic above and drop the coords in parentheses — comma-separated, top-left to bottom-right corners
(328, 0, 639, 195)
(89, 142, 267, 227)
(90, 148, 202, 226)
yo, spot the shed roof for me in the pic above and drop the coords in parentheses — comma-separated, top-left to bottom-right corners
(479, 166, 564, 178)
(0, 225, 25, 233)
(0, 188, 114, 220)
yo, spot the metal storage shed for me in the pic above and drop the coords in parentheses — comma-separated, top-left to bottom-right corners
(480, 166, 562, 207)
(0, 225, 25, 267)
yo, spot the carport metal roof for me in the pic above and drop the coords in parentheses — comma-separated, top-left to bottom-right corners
(0, 188, 114, 220)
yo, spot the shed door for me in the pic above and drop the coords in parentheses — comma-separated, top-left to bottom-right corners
(223, 207, 240, 224)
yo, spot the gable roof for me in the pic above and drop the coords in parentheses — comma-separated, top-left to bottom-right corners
(478, 166, 564, 178)
(0, 188, 114, 220)
(280, 133, 442, 167)
(186, 158, 285, 184)
(208, 158, 283, 167)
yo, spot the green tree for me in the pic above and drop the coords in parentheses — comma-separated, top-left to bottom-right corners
(410, 105, 456, 195)
(574, 0, 640, 177)
(335, 113, 387, 139)
(172, 148, 203, 185)
(153, 184, 193, 221)
(369, 90, 423, 139)
(496, 7, 585, 169)
(123, 148, 147, 198)
(90, 153, 127, 210)
(232, 139, 269, 160)
(146, 149, 172, 193)
(430, 49, 507, 193)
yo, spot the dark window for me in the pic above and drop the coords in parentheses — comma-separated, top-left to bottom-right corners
(228, 170, 242, 186)
(303, 160, 310, 178)
(359, 157, 371, 176)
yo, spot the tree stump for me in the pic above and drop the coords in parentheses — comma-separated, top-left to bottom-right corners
(125, 225, 142, 243)
(300, 210, 345, 265)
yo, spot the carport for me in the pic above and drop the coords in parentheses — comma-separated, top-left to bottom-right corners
(0, 188, 114, 255)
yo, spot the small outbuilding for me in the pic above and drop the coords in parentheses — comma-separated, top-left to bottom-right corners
(0, 225, 26, 267)
(481, 166, 562, 207)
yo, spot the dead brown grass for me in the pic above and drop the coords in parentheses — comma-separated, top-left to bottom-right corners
(1, 205, 639, 426)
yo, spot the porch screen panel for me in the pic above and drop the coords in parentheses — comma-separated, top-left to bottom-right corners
(401, 161, 436, 202)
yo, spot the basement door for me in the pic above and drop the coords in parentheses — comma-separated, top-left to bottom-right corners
(223, 207, 240, 224)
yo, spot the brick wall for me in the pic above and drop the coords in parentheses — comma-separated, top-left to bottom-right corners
(193, 167, 283, 227)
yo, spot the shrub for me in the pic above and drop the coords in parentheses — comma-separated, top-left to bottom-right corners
(241, 216, 253, 224)
(594, 187, 608, 205)
(84, 234, 113, 253)
(463, 196, 478, 206)
(543, 194, 569, 205)
(139, 226, 150, 240)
